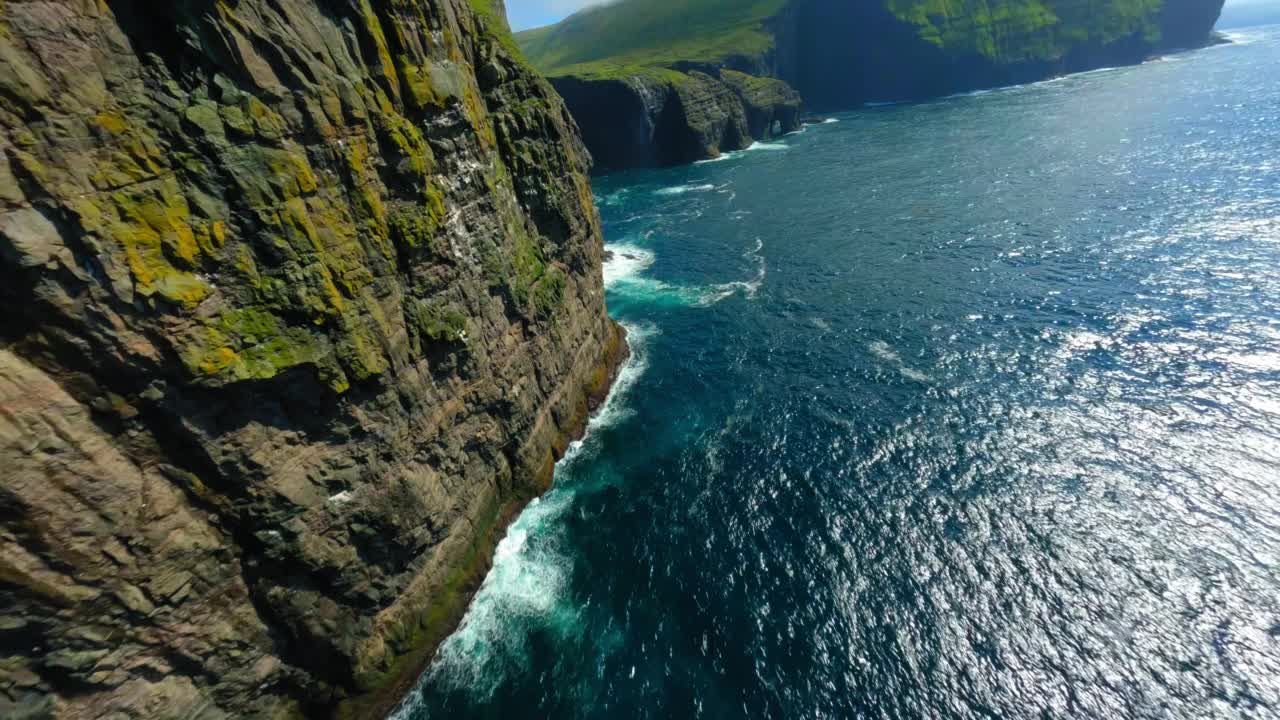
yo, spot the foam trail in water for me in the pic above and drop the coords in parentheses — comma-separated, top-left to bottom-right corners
(744, 141, 788, 152)
(1219, 29, 1266, 46)
(604, 238, 765, 307)
(387, 323, 656, 717)
(822, 117, 840, 124)
(603, 243, 703, 306)
(562, 322, 657, 461)
(944, 87, 996, 99)
(694, 141, 787, 165)
(1078, 65, 1122, 76)
(701, 237, 767, 304)
(869, 340, 932, 383)
(597, 188, 632, 207)
(655, 183, 716, 196)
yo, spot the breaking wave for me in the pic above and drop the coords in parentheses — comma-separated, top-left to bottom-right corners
(603, 243, 655, 288)
(387, 322, 656, 716)
(604, 238, 766, 308)
(655, 183, 716, 195)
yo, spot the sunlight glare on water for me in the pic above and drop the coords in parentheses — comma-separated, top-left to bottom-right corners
(392, 28, 1280, 720)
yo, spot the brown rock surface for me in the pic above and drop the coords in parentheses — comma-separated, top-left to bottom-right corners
(0, 0, 622, 717)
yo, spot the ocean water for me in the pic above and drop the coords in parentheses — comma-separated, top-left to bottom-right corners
(392, 28, 1280, 720)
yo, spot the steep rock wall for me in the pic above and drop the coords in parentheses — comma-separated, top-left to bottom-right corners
(522, 0, 1225, 172)
(549, 69, 801, 173)
(0, 1, 622, 718)
(776, 0, 1228, 109)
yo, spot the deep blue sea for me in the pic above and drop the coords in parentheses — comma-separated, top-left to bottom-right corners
(394, 27, 1280, 719)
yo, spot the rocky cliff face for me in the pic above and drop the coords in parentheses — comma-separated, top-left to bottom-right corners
(0, 1, 622, 719)
(774, 0, 1229, 109)
(519, 0, 1225, 172)
(549, 69, 800, 173)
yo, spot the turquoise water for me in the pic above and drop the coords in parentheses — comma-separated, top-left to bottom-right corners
(394, 27, 1280, 719)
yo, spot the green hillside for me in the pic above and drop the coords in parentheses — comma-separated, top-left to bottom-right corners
(509, 0, 1222, 172)
(515, 0, 789, 78)
(517, 0, 1184, 78)
(884, 0, 1165, 59)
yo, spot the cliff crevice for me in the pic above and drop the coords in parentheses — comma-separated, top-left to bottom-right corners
(0, 1, 620, 718)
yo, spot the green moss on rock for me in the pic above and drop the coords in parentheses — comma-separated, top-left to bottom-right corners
(408, 299, 468, 345)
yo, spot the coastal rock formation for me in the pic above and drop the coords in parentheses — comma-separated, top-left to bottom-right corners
(549, 69, 800, 173)
(517, 0, 1227, 172)
(774, 0, 1230, 109)
(0, 1, 622, 718)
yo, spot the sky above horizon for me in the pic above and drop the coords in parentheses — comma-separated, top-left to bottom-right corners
(506, 0, 603, 31)
(506, 0, 1272, 32)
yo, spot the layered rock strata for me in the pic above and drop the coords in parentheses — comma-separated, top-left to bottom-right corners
(0, 0, 622, 718)
(518, 0, 1227, 172)
(549, 68, 801, 173)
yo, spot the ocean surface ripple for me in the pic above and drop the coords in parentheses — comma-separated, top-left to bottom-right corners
(392, 27, 1280, 720)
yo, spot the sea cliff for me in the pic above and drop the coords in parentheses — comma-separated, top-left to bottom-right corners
(0, 1, 621, 718)
(517, 0, 1227, 172)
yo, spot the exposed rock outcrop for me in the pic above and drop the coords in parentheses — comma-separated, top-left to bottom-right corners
(518, 0, 1227, 173)
(549, 69, 800, 173)
(718, 70, 803, 142)
(0, 1, 622, 718)
(773, 0, 1229, 109)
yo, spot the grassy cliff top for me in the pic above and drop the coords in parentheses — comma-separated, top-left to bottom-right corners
(515, 0, 1182, 80)
(515, 0, 789, 78)
(884, 0, 1166, 59)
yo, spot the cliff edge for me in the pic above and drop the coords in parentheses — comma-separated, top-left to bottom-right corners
(517, 0, 1227, 172)
(0, 0, 622, 718)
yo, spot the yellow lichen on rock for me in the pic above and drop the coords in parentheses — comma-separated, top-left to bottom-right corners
(108, 181, 211, 309)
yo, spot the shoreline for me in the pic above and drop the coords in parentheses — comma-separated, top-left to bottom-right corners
(349, 320, 630, 720)
(572, 36, 1228, 178)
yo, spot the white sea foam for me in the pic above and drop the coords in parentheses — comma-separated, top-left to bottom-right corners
(694, 153, 732, 164)
(388, 323, 655, 717)
(1219, 30, 1252, 45)
(562, 322, 656, 456)
(899, 367, 933, 383)
(744, 141, 788, 152)
(821, 117, 840, 124)
(694, 141, 787, 165)
(698, 238, 767, 304)
(598, 188, 631, 206)
(1075, 65, 1122, 77)
(604, 242, 702, 305)
(944, 87, 997, 99)
(603, 243, 655, 287)
(604, 237, 765, 308)
(655, 183, 716, 196)
(869, 340, 902, 364)
(869, 340, 931, 383)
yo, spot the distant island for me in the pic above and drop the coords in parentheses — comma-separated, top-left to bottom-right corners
(516, 0, 1227, 172)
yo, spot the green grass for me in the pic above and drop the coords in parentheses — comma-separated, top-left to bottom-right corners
(468, 0, 527, 60)
(516, 0, 1171, 79)
(884, 0, 1164, 60)
(515, 0, 789, 77)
